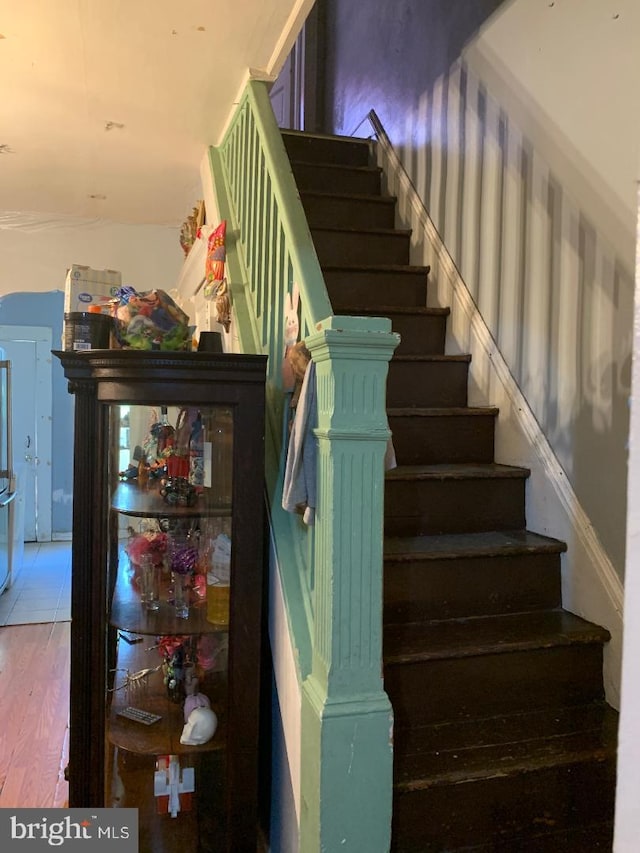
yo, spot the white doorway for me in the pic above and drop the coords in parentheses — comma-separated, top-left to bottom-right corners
(0, 326, 52, 542)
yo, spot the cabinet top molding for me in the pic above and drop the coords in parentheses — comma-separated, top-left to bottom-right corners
(54, 349, 268, 404)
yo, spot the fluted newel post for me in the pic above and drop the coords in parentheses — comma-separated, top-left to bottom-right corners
(300, 316, 399, 853)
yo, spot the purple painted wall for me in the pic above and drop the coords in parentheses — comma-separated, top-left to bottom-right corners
(322, 0, 504, 140)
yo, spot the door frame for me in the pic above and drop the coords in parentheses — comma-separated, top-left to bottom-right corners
(269, 0, 326, 132)
(0, 325, 52, 542)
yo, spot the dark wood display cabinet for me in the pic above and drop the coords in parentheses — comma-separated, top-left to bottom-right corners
(55, 349, 267, 853)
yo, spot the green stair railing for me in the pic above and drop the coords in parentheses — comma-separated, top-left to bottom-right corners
(209, 80, 332, 676)
(209, 78, 398, 852)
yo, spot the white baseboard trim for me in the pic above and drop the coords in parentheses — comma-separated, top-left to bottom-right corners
(368, 109, 623, 707)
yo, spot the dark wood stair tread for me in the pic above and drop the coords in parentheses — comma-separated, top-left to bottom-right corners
(339, 306, 449, 318)
(300, 189, 396, 205)
(290, 159, 381, 174)
(391, 353, 471, 364)
(384, 609, 611, 664)
(322, 262, 430, 274)
(393, 702, 618, 789)
(386, 462, 530, 482)
(384, 530, 567, 561)
(310, 224, 412, 238)
(395, 702, 615, 754)
(388, 405, 497, 417)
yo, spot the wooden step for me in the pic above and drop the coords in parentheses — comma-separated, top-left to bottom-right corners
(282, 130, 371, 167)
(311, 225, 412, 267)
(300, 191, 397, 230)
(388, 407, 496, 464)
(391, 703, 617, 850)
(387, 356, 471, 408)
(324, 265, 430, 308)
(291, 160, 382, 195)
(384, 463, 528, 536)
(393, 703, 618, 851)
(384, 609, 610, 727)
(339, 306, 448, 355)
(393, 702, 616, 775)
(384, 530, 565, 622)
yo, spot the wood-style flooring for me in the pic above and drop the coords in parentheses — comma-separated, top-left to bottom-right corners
(0, 619, 70, 807)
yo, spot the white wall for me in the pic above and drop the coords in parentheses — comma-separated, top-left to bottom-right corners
(614, 194, 640, 850)
(466, 0, 638, 263)
(0, 211, 182, 298)
(0, 211, 184, 537)
(403, 0, 639, 585)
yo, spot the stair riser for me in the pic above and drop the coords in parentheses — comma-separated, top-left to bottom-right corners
(385, 644, 606, 728)
(384, 477, 526, 536)
(312, 228, 410, 267)
(346, 312, 446, 355)
(387, 361, 469, 408)
(390, 757, 616, 852)
(383, 313, 447, 355)
(384, 552, 562, 622)
(302, 194, 396, 231)
(292, 162, 381, 195)
(283, 134, 371, 167)
(389, 413, 495, 464)
(476, 823, 615, 852)
(325, 269, 428, 308)
(392, 703, 616, 762)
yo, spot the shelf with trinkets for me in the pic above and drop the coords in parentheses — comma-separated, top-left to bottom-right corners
(107, 525, 231, 754)
(55, 348, 267, 853)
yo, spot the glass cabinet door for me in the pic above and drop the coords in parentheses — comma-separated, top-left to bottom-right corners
(106, 402, 235, 853)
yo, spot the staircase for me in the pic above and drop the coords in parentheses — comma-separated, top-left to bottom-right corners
(282, 129, 618, 852)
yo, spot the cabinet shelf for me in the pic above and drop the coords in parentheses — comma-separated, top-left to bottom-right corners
(112, 481, 232, 519)
(108, 637, 227, 756)
(110, 550, 227, 636)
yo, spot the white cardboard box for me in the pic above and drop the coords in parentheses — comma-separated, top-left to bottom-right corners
(64, 264, 122, 314)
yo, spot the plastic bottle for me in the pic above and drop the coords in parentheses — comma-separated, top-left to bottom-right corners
(137, 453, 149, 489)
(189, 411, 204, 492)
(206, 533, 231, 625)
(210, 409, 233, 506)
(156, 406, 175, 456)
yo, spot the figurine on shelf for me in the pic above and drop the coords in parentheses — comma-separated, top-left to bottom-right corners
(180, 706, 218, 746)
(159, 476, 198, 507)
(183, 665, 211, 722)
(118, 463, 138, 481)
(156, 635, 190, 703)
(110, 664, 162, 702)
(137, 453, 150, 489)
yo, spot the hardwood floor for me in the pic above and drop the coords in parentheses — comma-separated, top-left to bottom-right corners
(0, 621, 70, 807)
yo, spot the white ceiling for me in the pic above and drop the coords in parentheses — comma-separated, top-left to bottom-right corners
(0, 0, 310, 226)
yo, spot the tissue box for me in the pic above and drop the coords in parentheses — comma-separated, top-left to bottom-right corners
(64, 264, 122, 313)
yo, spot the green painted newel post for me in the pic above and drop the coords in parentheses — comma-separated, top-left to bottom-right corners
(299, 315, 400, 852)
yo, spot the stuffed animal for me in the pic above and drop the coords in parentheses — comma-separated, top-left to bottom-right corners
(281, 282, 300, 392)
